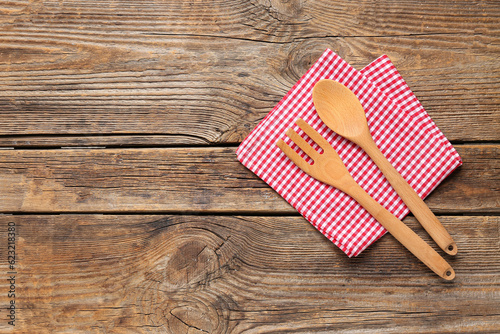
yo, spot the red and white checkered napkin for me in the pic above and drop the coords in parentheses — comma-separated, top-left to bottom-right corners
(236, 49, 462, 257)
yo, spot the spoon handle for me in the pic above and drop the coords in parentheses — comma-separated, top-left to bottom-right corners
(358, 134, 457, 255)
(343, 179, 455, 280)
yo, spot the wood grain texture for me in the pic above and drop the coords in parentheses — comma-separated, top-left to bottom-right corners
(0, 0, 498, 145)
(0, 144, 497, 214)
(0, 145, 500, 214)
(0, 134, 209, 148)
(0, 214, 498, 333)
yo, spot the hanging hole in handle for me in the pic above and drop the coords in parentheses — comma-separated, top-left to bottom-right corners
(446, 271, 452, 277)
(448, 245, 454, 252)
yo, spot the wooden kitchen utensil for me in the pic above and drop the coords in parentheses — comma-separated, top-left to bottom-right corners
(312, 79, 457, 255)
(276, 118, 455, 280)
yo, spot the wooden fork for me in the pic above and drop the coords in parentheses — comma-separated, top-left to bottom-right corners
(276, 118, 455, 280)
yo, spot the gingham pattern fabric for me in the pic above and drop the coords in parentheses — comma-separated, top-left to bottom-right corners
(236, 49, 462, 257)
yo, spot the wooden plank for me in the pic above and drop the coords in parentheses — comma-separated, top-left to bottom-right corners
(0, 214, 498, 333)
(1, 0, 498, 38)
(0, 135, 209, 148)
(0, 1, 498, 144)
(0, 145, 497, 213)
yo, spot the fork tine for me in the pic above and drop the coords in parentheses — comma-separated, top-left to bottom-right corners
(296, 118, 332, 152)
(285, 128, 320, 161)
(276, 139, 312, 174)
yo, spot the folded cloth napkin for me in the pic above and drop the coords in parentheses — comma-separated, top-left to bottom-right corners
(236, 49, 462, 257)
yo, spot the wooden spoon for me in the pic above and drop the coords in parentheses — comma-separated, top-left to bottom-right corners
(312, 79, 457, 255)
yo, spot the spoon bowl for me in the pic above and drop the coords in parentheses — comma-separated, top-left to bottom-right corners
(312, 80, 369, 140)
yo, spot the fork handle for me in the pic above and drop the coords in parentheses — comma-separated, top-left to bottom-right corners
(357, 135, 457, 255)
(344, 180, 455, 280)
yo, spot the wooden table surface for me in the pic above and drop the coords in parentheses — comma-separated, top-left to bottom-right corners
(0, 1, 499, 333)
